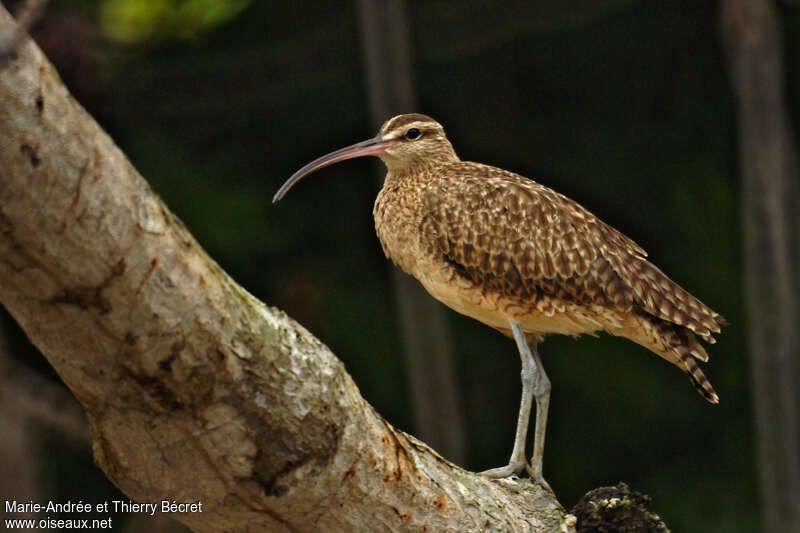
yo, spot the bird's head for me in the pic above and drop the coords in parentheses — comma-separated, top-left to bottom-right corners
(273, 113, 457, 203)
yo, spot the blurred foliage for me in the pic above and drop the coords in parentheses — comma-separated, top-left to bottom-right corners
(99, 0, 250, 43)
(4, 0, 793, 531)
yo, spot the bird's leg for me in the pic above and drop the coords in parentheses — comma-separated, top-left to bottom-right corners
(481, 323, 538, 479)
(525, 334, 551, 491)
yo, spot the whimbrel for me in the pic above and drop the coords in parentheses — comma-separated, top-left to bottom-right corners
(273, 113, 727, 488)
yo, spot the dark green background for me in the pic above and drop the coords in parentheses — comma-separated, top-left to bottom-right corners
(6, 1, 795, 531)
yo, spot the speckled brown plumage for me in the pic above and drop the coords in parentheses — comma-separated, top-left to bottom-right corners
(275, 112, 728, 483)
(372, 114, 726, 403)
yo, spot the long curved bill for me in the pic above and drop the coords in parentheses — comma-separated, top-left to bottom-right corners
(273, 134, 393, 203)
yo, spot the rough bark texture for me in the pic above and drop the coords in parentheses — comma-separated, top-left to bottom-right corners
(720, 2, 800, 532)
(0, 5, 570, 532)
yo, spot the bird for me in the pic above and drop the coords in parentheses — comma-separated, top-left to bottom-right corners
(273, 113, 727, 489)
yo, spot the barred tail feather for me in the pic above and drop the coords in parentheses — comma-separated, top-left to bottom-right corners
(681, 353, 719, 404)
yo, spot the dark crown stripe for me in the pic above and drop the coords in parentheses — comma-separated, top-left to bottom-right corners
(382, 113, 438, 134)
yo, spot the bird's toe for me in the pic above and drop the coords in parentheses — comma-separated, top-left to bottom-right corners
(480, 460, 527, 479)
(525, 464, 554, 493)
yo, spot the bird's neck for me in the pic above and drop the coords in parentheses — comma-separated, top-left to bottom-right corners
(381, 164, 436, 194)
(381, 156, 458, 189)
(381, 141, 459, 173)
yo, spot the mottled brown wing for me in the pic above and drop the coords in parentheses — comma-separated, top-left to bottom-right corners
(418, 162, 726, 340)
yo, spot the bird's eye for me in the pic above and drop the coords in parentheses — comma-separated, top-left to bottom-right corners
(405, 128, 421, 141)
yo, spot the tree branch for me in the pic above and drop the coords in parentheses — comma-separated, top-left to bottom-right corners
(0, 5, 571, 532)
(0, 0, 48, 68)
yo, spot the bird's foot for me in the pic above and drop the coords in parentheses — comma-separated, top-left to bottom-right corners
(480, 459, 527, 479)
(525, 463, 554, 494)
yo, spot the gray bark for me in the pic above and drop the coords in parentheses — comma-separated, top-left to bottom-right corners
(0, 5, 568, 532)
(720, 1, 800, 532)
